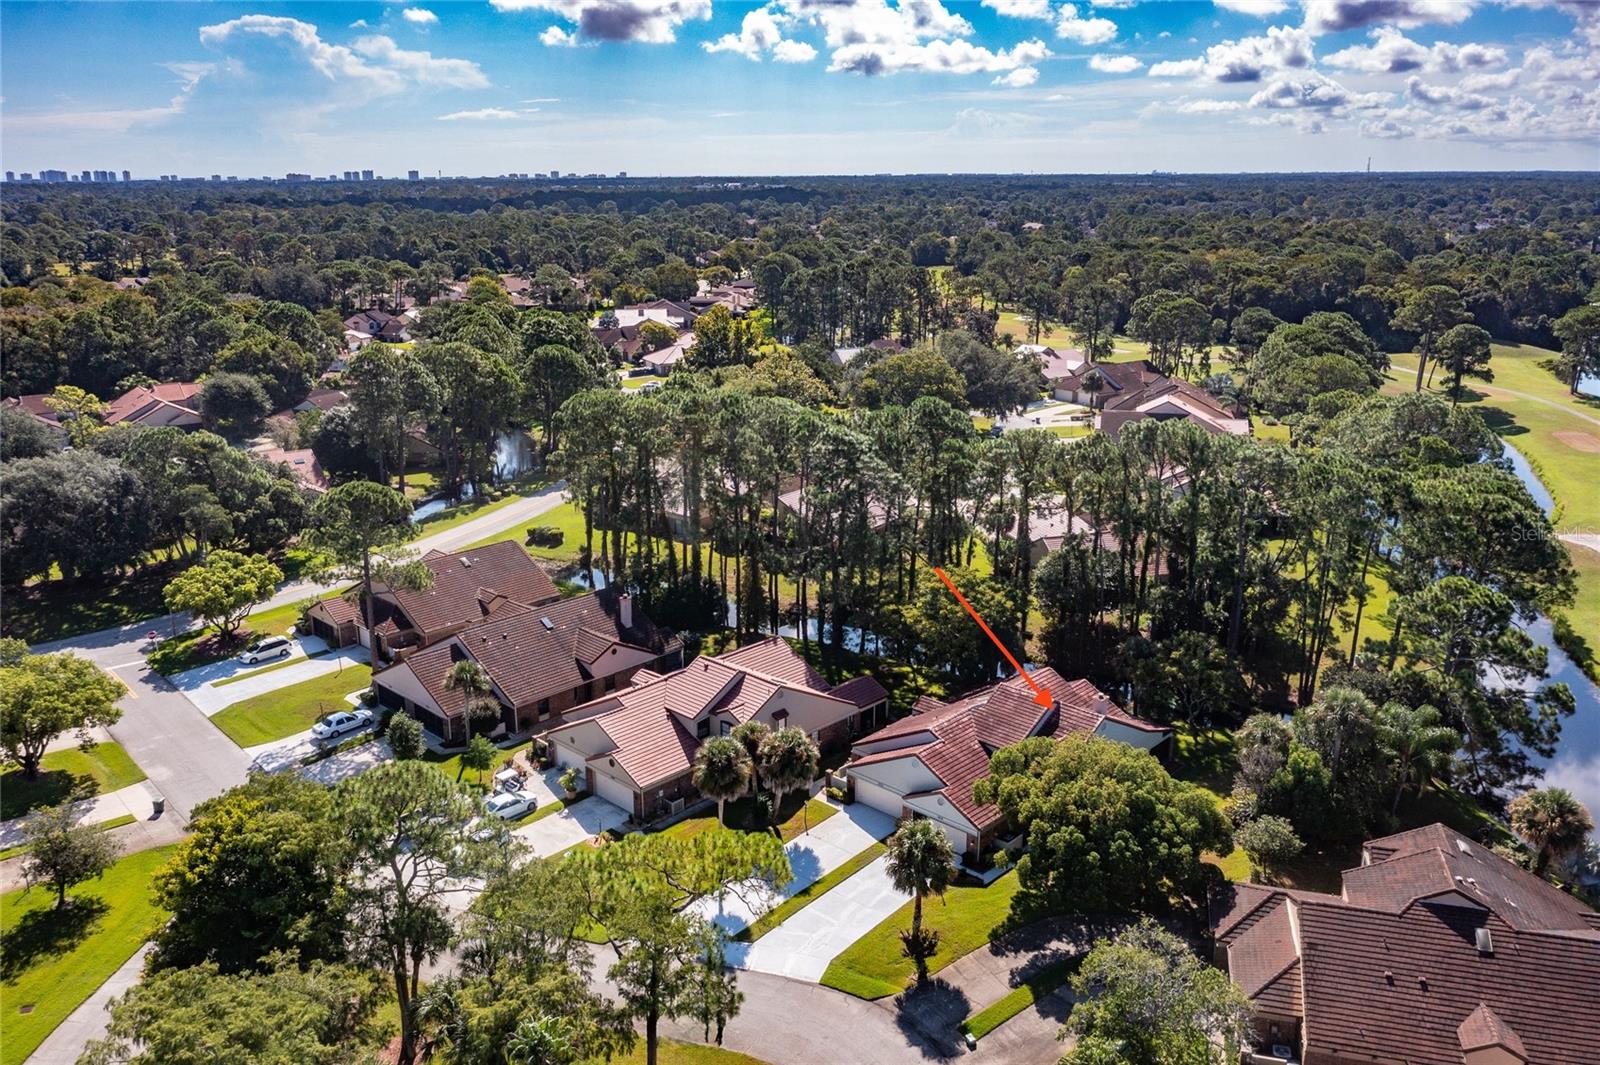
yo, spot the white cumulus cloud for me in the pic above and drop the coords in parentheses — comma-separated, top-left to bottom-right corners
(1146, 24, 1312, 82)
(1089, 53, 1143, 73)
(705, 6, 815, 62)
(1324, 27, 1506, 74)
(198, 15, 488, 93)
(1300, 0, 1475, 36)
(402, 8, 439, 25)
(1056, 3, 1119, 45)
(993, 65, 1040, 86)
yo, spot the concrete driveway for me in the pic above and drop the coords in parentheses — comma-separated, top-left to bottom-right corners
(245, 718, 381, 774)
(176, 645, 369, 717)
(996, 399, 1091, 433)
(731, 853, 910, 981)
(696, 802, 896, 938)
(513, 796, 629, 857)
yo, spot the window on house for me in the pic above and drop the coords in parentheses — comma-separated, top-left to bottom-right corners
(538, 698, 550, 717)
(696, 719, 710, 739)
(605, 674, 617, 692)
(720, 720, 732, 736)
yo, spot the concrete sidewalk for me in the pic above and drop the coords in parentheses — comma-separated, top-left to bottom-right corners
(24, 944, 151, 1064)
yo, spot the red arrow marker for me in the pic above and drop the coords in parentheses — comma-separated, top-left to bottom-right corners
(932, 566, 1053, 708)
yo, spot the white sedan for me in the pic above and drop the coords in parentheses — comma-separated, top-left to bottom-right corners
(309, 708, 374, 743)
(483, 790, 538, 821)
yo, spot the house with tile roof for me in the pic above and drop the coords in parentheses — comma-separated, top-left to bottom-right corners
(1211, 822, 1600, 1065)
(306, 540, 562, 661)
(256, 445, 329, 493)
(102, 381, 203, 430)
(372, 587, 683, 745)
(1098, 375, 1250, 440)
(844, 669, 1170, 864)
(543, 636, 889, 822)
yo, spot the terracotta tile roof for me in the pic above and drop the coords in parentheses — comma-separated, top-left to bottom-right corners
(546, 638, 862, 791)
(2, 394, 62, 424)
(1348, 825, 1600, 933)
(384, 589, 677, 718)
(386, 541, 559, 638)
(828, 674, 889, 708)
(103, 381, 201, 425)
(309, 595, 359, 626)
(257, 446, 329, 492)
(849, 670, 1160, 832)
(716, 637, 830, 690)
(1214, 825, 1600, 1065)
(1458, 1003, 1528, 1060)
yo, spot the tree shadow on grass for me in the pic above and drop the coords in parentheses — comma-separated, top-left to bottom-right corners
(0, 895, 108, 982)
(891, 977, 971, 1061)
(0, 769, 87, 821)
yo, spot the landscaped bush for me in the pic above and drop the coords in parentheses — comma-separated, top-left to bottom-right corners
(526, 525, 565, 548)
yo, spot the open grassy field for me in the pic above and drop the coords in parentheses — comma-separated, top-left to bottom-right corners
(0, 844, 178, 1065)
(0, 742, 147, 821)
(1382, 341, 1600, 675)
(820, 869, 1025, 1000)
(209, 663, 372, 748)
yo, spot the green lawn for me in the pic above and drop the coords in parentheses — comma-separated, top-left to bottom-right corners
(738, 841, 886, 943)
(0, 844, 178, 1065)
(820, 870, 1025, 1000)
(209, 664, 373, 749)
(1, 563, 178, 645)
(1557, 543, 1600, 683)
(608, 1039, 772, 1065)
(960, 956, 1081, 1041)
(0, 742, 147, 821)
(425, 738, 530, 792)
(661, 795, 837, 844)
(1250, 414, 1291, 443)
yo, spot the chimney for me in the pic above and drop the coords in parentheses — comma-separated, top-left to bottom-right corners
(618, 593, 633, 629)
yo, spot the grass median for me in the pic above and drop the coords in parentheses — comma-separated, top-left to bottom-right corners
(209, 664, 373, 749)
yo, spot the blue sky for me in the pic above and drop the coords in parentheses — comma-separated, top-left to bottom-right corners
(2, 1, 1596, 176)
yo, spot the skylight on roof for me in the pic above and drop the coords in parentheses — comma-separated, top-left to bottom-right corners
(540, 617, 553, 631)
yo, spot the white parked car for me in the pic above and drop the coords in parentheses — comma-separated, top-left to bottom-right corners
(309, 708, 373, 742)
(483, 790, 537, 821)
(641, 379, 662, 393)
(238, 635, 293, 664)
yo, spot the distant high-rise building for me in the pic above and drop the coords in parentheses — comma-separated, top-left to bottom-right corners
(41, 169, 68, 182)
(80, 170, 91, 182)
(407, 169, 420, 181)
(3, 172, 12, 182)
(286, 172, 312, 183)
(549, 170, 560, 178)
(122, 170, 131, 182)
(211, 174, 221, 181)
(361, 169, 374, 181)
(618, 171, 627, 178)
(21, 173, 33, 182)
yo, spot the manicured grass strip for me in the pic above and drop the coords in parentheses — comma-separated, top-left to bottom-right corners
(960, 956, 1082, 1041)
(209, 664, 372, 749)
(820, 870, 1024, 1000)
(0, 814, 138, 862)
(0, 743, 147, 821)
(212, 652, 325, 688)
(0, 844, 178, 1065)
(414, 480, 546, 537)
(609, 1038, 772, 1065)
(515, 798, 570, 827)
(738, 841, 886, 943)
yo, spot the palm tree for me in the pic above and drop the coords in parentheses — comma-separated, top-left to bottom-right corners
(444, 659, 500, 743)
(693, 736, 753, 826)
(1375, 702, 1457, 814)
(885, 819, 956, 986)
(729, 721, 772, 798)
(756, 727, 819, 826)
(1508, 787, 1594, 875)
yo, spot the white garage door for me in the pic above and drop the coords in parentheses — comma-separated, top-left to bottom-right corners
(591, 769, 636, 814)
(852, 776, 905, 821)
